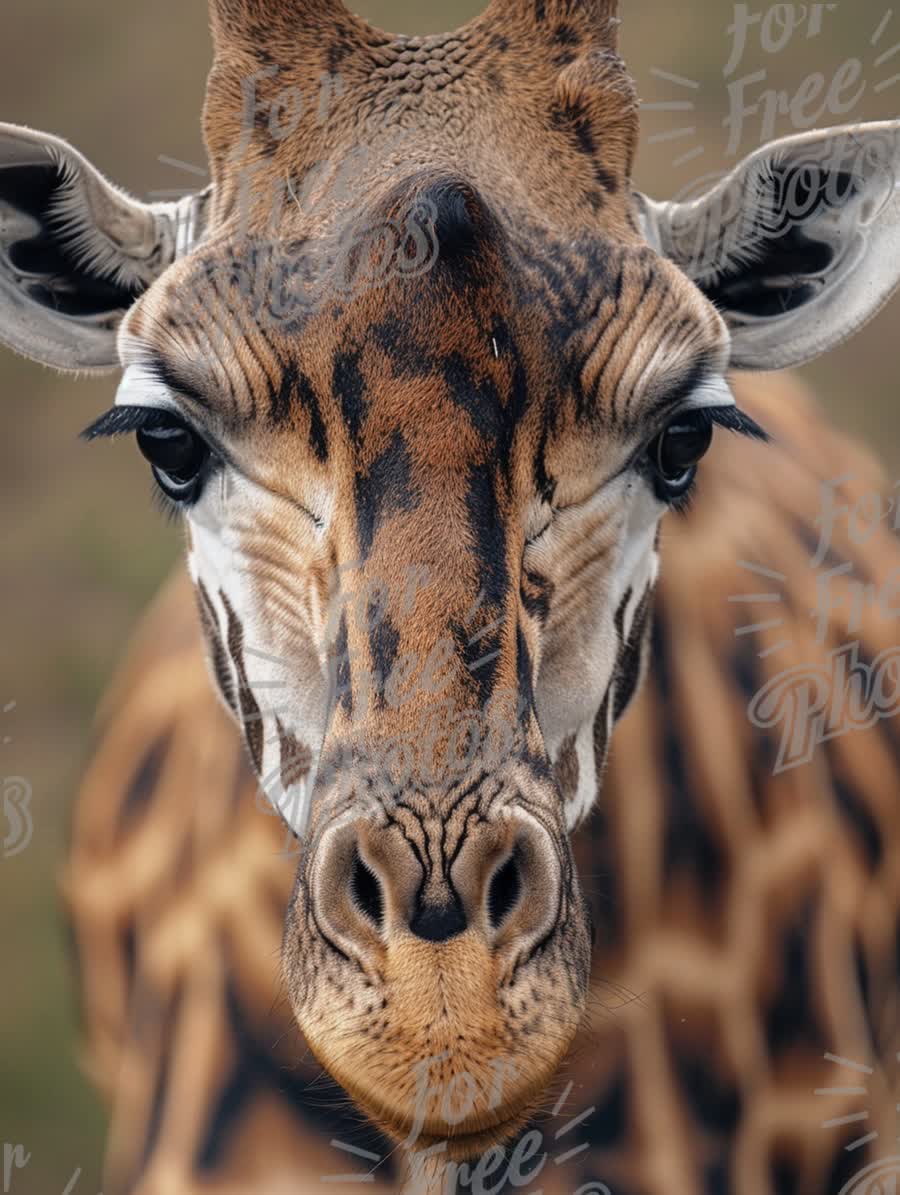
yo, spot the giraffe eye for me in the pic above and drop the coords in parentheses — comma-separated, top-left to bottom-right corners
(137, 417, 210, 503)
(648, 411, 714, 502)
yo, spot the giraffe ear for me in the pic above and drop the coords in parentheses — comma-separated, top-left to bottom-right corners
(0, 123, 210, 372)
(636, 121, 900, 370)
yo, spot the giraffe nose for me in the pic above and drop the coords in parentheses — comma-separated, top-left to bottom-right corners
(407, 891, 468, 943)
(346, 841, 472, 943)
(312, 814, 542, 953)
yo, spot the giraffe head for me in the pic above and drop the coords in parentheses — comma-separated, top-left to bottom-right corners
(3, 0, 900, 1158)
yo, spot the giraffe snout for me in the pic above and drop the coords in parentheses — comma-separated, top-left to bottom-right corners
(285, 768, 591, 1152)
(311, 808, 562, 958)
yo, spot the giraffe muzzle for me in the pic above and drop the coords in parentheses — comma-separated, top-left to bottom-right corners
(284, 789, 591, 1151)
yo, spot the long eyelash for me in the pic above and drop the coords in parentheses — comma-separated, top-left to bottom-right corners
(668, 405, 768, 517)
(80, 405, 176, 440)
(703, 404, 771, 442)
(151, 482, 187, 524)
(670, 479, 699, 518)
(84, 405, 200, 521)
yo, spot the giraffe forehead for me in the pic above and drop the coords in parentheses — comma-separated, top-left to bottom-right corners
(117, 3, 735, 511)
(123, 217, 724, 461)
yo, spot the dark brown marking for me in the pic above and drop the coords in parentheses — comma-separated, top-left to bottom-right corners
(549, 98, 619, 194)
(196, 580, 239, 718)
(521, 569, 554, 624)
(613, 584, 653, 723)
(555, 735, 580, 803)
(276, 718, 313, 789)
(219, 590, 264, 773)
(592, 687, 612, 782)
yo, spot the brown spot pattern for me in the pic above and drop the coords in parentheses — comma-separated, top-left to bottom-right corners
(195, 579, 238, 718)
(276, 718, 313, 789)
(219, 590, 264, 774)
(554, 734, 580, 803)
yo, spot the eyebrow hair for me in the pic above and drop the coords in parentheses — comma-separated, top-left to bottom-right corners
(640, 355, 720, 427)
(658, 357, 711, 415)
(80, 405, 180, 440)
(141, 351, 213, 411)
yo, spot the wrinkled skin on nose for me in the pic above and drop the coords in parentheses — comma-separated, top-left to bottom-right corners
(280, 501, 592, 1151)
(283, 750, 592, 1154)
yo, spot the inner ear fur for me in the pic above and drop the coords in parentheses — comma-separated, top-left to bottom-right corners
(0, 123, 207, 371)
(636, 121, 900, 370)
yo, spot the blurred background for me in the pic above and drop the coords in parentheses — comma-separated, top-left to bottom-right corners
(0, 1, 897, 1191)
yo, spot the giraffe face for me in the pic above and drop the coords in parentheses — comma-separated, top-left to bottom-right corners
(107, 163, 733, 1151)
(93, 3, 742, 1146)
(3, 0, 900, 1164)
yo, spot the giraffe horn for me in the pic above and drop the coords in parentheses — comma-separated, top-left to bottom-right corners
(482, 0, 621, 45)
(208, 0, 364, 50)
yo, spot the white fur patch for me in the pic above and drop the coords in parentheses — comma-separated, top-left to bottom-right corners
(114, 363, 181, 411)
(188, 476, 330, 839)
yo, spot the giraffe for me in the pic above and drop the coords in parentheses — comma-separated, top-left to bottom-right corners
(66, 374, 900, 1195)
(0, 1, 899, 1191)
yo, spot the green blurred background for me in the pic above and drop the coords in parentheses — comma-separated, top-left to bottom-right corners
(0, 2, 897, 1191)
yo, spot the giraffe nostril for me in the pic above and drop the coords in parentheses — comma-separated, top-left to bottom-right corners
(350, 853, 384, 930)
(488, 851, 521, 930)
(409, 897, 467, 943)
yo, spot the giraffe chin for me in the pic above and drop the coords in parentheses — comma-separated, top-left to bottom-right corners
(328, 1063, 546, 1162)
(372, 1105, 536, 1163)
(299, 933, 584, 1161)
